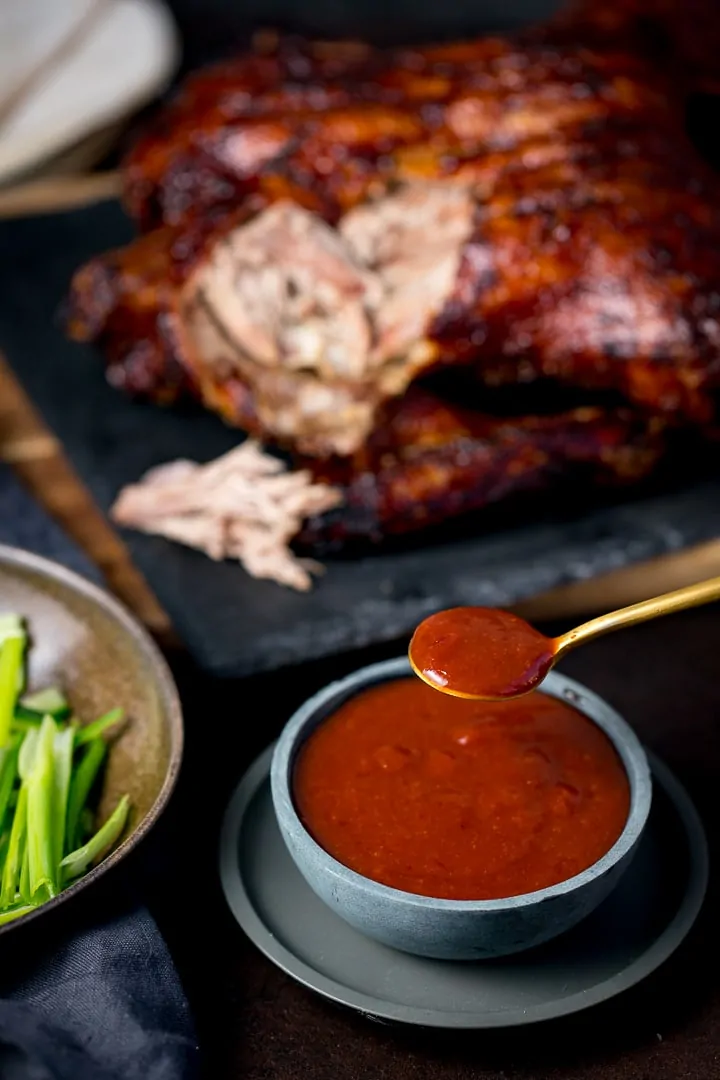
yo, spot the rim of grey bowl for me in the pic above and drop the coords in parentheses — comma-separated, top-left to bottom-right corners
(0, 543, 184, 937)
(271, 656, 652, 913)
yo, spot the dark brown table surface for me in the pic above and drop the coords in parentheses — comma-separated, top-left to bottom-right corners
(135, 604, 719, 1080)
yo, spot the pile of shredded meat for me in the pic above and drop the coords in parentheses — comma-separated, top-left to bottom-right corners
(110, 442, 342, 591)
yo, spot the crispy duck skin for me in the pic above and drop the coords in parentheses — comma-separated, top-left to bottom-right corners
(122, 0, 720, 236)
(123, 34, 677, 233)
(296, 387, 666, 549)
(68, 67, 720, 454)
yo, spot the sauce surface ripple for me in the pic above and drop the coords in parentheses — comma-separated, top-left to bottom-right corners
(294, 678, 630, 900)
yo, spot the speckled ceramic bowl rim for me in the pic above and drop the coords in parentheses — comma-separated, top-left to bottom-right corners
(0, 543, 184, 936)
(271, 657, 652, 913)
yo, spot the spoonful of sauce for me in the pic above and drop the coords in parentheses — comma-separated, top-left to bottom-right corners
(409, 573, 720, 700)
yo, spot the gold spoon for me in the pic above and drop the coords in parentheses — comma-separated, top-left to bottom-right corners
(409, 573, 720, 702)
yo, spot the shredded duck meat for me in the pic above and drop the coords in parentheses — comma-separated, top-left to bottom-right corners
(110, 441, 342, 590)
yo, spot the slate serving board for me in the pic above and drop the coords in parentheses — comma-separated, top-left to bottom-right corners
(1, 203, 720, 678)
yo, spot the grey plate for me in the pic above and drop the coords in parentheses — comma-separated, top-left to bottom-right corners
(219, 744, 708, 1029)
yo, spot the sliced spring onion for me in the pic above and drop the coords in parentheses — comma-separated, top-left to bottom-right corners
(53, 725, 75, 864)
(19, 687, 69, 719)
(74, 708, 125, 748)
(18, 727, 38, 781)
(1, 784, 27, 910)
(61, 795, 130, 883)
(0, 903, 38, 926)
(0, 615, 23, 647)
(66, 738, 106, 852)
(0, 830, 9, 878)
(19, 836, 31, 905)
(0, 627, 26, 748)
(0, 735, 20, 829)
(25, 716, 57, 901)
(11, 713, 42, 732)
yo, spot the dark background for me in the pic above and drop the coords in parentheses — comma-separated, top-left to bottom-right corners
(164, 0, 559, 57)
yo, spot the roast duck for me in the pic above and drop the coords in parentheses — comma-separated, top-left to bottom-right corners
(66, 0, 720, 568)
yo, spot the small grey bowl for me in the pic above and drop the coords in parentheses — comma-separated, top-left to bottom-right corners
(271, 657, 652, 961)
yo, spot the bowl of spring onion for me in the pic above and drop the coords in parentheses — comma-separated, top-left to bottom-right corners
(0, 545, 183, 933)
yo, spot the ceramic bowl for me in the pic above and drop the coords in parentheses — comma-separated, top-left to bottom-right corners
(0, 544, 183, 937)
(271, 657, 652, 960)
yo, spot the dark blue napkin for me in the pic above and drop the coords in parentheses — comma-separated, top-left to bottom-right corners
(0, 907, 198, 1080)
(0, 466, 199, 1080)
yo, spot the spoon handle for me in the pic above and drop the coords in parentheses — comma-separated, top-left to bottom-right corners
(554, 573, 720, 657)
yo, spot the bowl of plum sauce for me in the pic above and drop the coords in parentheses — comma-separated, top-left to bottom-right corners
(270, 657, 652, 960)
